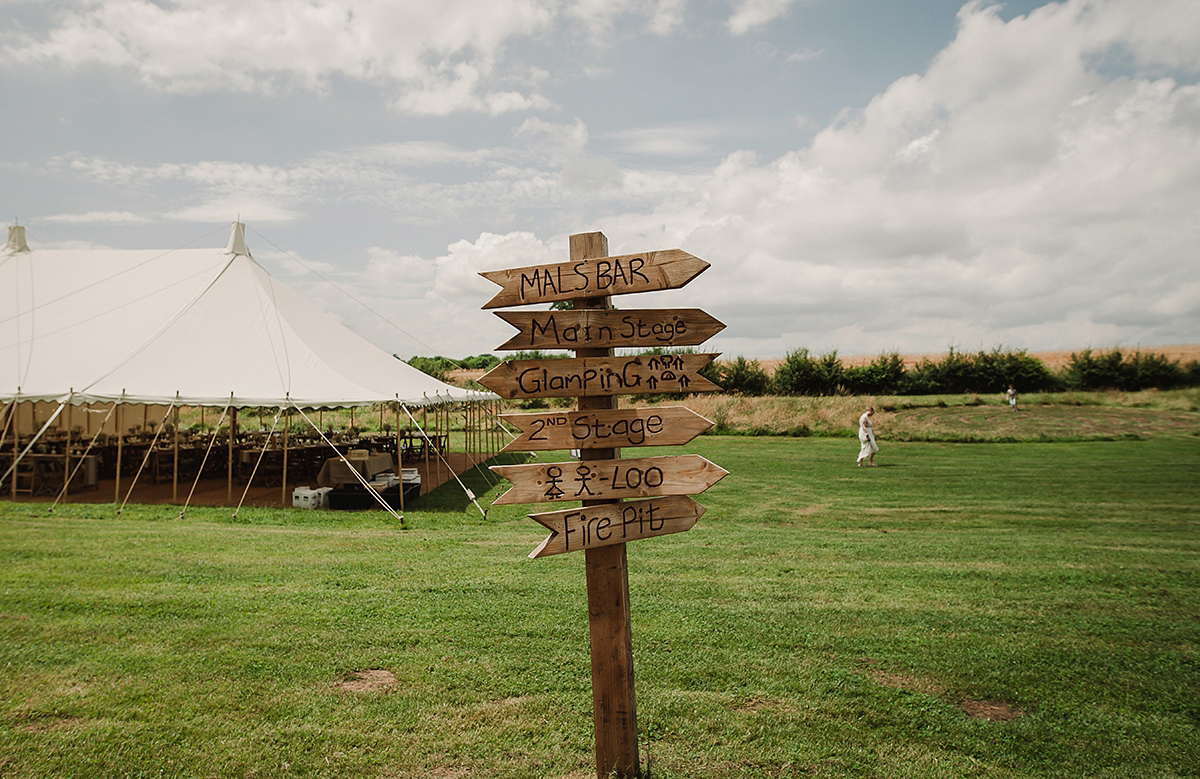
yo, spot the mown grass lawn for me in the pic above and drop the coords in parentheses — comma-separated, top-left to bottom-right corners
(1, 423, 1198, 777)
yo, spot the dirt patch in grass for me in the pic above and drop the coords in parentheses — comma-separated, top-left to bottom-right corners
(957, 698, 1024, 722)
(859, 659, 947, 697)
(334, 669, 397, 693)
(859, 660, 1025, 722)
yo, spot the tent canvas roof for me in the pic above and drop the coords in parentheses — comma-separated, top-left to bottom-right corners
(1, 224, 480, 409)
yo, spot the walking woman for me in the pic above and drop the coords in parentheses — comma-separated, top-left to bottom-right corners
(857, 406, 878, 467)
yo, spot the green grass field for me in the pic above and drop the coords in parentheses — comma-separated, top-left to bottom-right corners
(1, 404, 1198, 778)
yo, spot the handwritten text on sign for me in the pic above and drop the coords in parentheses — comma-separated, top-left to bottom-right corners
(500, 406, 714, 452)
(527, 495, 706, 558)
(494, 309, 725, 351)
(477, 353, 721, 399)
(491, 454, 727, 505)
(480, 250, 708, 309)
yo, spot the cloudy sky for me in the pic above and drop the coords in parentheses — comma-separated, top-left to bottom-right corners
(3, 0, 1198, 360)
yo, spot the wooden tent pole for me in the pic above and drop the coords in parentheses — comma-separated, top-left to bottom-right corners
(227, 402, 237, 504)
(114, 401, 124, 503)
(63, 395, 72, 504)
(11, 401, 20, 499)
(396, 403, 405, 514)
(173, 402, 180, 503)
(0, 401, 10, 496)
(281, 406, 290, 507)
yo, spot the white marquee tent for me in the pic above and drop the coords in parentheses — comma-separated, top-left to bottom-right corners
(1, 223, 496, 511)
(1, 223, 478, 409)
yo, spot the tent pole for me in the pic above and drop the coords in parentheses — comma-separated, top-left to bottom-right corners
(63, 396, 73, 504)
(114, 400, 124, 503)
(396, 401, 404, 515)
(11, 400, 20, 499)
(0, 401, 12, 496)
(172, 401, 180, 503)
(281, 405, 290, 507)
(227, 401, 237, 504)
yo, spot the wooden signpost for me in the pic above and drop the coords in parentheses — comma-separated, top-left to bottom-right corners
(491, 454, 727, 505)
(480, 249, 709, 309)
(498, 406, 713, 452)
(526, 495, 706, 558)
(494, 308, 725, 351)
(480, 232, 726, 779)
(477, 352, 721, 399)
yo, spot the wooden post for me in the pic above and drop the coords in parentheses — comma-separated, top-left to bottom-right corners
(114, 401, 124, 503)
(227, 404, 237, 504)
(281, 406, 290, 507)
(570, 231, 640, 779)
(396, 403, 404, 514)
(64, 397, 72, 504)
(173, 403, 180, 502)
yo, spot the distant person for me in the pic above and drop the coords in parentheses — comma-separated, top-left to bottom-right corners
(1006, 384, 1019, 412)
(857, 406, 878, 467)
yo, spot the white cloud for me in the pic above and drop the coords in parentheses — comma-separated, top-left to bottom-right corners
(43, 210, 151, 224)
(2, 0, 558, 114)
(786, 47, 822, 63)
(726, 0, 797, 35)
(604, 124, 726, 157)
(579, 0, 1200, 356)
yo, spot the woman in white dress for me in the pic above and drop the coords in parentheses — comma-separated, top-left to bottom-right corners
(857, 406, 878, 467)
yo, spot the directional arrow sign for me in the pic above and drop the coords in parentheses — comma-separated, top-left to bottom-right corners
(494, 308, 725, 351)
(500, 406, 714, 452)
(527, 495, 706, 559)
(477, 353, 721, 399)
(480, 249, 709, 309)
(491, 454, 727, 505)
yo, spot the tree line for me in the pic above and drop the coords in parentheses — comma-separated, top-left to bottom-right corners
(401, 347, 1200, 396)
(715, 347, 1200, 396)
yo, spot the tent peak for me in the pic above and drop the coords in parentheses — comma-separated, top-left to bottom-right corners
(224, 222, 251, 257)
(6, 225, 30, 253)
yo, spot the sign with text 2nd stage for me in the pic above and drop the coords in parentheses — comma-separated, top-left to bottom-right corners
(480, 249, 708, 309)
(500, 406, 714, 452)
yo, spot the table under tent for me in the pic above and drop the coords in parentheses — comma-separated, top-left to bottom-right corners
(0, 223, 503, 515)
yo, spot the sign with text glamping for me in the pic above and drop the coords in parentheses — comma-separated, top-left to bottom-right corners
(479, 232, 727, 779)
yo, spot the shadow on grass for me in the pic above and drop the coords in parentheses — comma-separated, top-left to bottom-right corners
(413, 452, 530, 513)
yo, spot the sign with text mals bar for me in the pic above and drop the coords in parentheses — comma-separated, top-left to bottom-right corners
(480, 249, 709, 309)
(491, 454, 727, 505)
(476, 352, 721, 399)
(500, 406, 714, 452)
(494, 309, 725, 351)
(527, 495, 706, 558)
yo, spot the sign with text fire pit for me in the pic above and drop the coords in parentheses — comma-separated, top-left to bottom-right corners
(479, 231, 728, 779)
